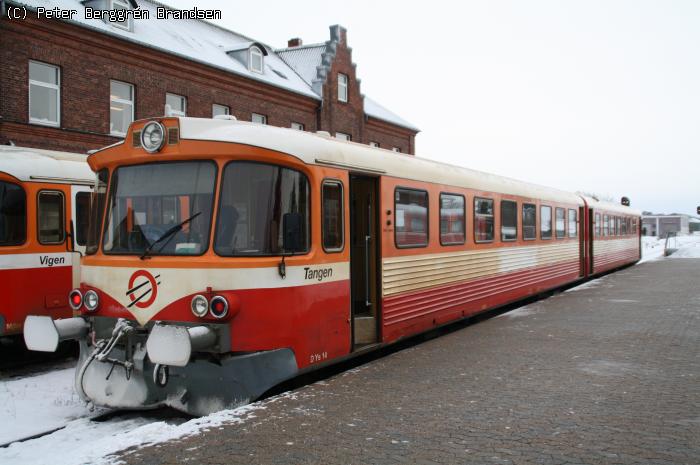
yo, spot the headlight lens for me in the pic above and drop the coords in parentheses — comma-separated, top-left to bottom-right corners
(209, 296, 229, 319)
(69, 289, 83, 310)
(191, 295, 209, 317)
(140, 121, 166, 153)
(84, 290, 99, 312)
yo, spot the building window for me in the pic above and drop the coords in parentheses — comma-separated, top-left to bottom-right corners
(395, 188, 428, 248)
(110, 80, 134, 136)
(29, 61, 60, 127)
(555, 207, 566, 238)
(0, 181, 26, 246)
(38, 191, 65, 245)
(322, 181, 344, 252)
(166, 93, 186, 116)
(540, 205, 552, 239)
(252, 113, 267, 124)
(110, 0, 133, 31)
(212, 104, 230, 117)
(440, 193, 465, 245)
(522, 203, 536, 240)
(369, 141, 379, 148)
(336, 132, 351, 141)
(215, 162, 310, 256)
(595, 213, 601, 237)
(291, 122, 304, 131)
(338, 73, 348, 102)
(568, 209, 577, 238)
(501, 200, 517, 241)
(474, 197, 494, 243)
(249, 46, 264, 73)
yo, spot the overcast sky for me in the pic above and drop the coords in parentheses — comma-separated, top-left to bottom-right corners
(168, 0, 699, 215)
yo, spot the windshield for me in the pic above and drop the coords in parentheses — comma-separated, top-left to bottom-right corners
(102, 161, 216, 256)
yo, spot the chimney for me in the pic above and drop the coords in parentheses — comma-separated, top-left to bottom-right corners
(287, 38, 303, 48)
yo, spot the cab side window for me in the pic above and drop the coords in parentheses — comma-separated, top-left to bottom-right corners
(75, 192, 90, 246)
(38, 190, 65, 244)
(0, 181, 26, 246)
(322, 181, 344, 252)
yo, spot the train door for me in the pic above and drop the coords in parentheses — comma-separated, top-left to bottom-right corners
(579, 206, 586, 277)
(588, 209, 595, 274)
(349, 175, 380, 348)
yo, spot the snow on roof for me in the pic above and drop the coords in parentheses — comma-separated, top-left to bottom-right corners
(364, 97, 420, 131)
(0, 145, 94, 184)
(169, 117, 579, 204)
(13, 0, 317, 98)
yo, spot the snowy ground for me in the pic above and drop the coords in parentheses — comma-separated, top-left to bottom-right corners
(1, 234, 699, 465)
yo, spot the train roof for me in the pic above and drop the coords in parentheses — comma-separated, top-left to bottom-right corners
(177, 117, 584, 206)
(580, 195, 642, 216)
(0, 145, 94, 185)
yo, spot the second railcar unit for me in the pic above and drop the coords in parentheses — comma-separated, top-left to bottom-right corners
(24, 117, 641, 415)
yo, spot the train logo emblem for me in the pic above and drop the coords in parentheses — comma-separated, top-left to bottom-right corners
(126, 270, 161, 309)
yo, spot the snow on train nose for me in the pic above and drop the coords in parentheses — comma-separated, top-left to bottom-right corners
(146, 323, 216, 367)
(23, 316, 89, 352)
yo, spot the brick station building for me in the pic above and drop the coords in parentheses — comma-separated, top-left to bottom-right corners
(0, 0, 418, 154)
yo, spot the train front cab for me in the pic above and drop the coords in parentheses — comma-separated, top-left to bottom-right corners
(0, 146, 92, 338)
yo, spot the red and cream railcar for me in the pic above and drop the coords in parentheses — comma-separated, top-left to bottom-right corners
(581, 196, 641, 275)
(0, 146, 93, 337)
(24, 117, 639, 415)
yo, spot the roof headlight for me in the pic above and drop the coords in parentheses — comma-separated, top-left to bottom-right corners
(84, 290, 99, 312)
(191, 295, 209, 318)
(140, 121, 166, 153)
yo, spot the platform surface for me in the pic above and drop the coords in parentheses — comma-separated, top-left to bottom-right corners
(120, 258, 700, 465)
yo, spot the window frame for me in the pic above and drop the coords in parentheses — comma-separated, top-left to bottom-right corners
(603, 214, 609, 236)
(369, 141, 379, 148)
(335, 132, 351, 141)
(109, 0, 133, 31)
(522, 202, 537, 241)
(0, 181, 27, 247)
(500, 199, 518, 242)
(321, 179, 345, 253)
(338, 73, 348, 102)
(392, 147, 401, 153)
(249, 46, 264, 74)
(290, 122, 304, 131)
(540, 205, 553, 240)
(439, 192, 466, 246)
(595, 213, 601, 237)
(473, 196, 495, 244)
(166, 93, 187, 117)
(213, 160, 311, 257)
(37, 190, 66, 245)
(555, 207, 566, 239)
(28, 60, 61, 127)
(394, 186, 430, 249)
(212, 104, 230, 117)
(252, 113, 267, 125)
(109, 79, 135, 137)
(568, 208, 577, 238)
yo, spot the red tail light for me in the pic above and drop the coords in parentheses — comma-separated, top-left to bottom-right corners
(69, 290, 83, 310)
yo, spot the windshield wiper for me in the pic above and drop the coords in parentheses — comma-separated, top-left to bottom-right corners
(140, 211, 201, 260)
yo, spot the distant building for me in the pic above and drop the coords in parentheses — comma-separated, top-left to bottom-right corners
(0, 0, 418, 154)
(690, 217, 700, 233)
(642, 214, 692, 237)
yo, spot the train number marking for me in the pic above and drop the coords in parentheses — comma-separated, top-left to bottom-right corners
(309, 352, 328, 364)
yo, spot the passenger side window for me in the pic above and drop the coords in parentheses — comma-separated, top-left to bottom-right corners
(395, 188, 428, 248)
(38, 190, 65, 244)
(540, 205, 552, 239)
(555, 207, 565, 238)
(595, 213, 601, 237)
(440, 193, 465, 245)
(603, 214, 609, 236)
(501, 200, 517, 241)
(522, 203, 536, 240)
(0, 181, 26, 246)
(75, 192, 90, 246)
(568, 209, 577, 238)
(474, 197, 494, 243)
(322, 181, 344, 252)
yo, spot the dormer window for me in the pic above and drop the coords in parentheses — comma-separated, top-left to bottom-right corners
(110, 0, 132, 31)
(249, 46, 264, 73)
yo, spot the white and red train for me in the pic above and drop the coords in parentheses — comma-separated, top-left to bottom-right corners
(0, 145, 93, 338)
(24, 117, 641, 415)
